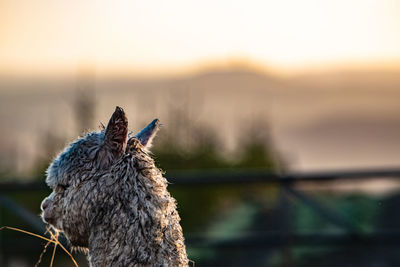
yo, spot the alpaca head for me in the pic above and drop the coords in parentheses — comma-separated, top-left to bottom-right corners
(40, 107, 160, 248)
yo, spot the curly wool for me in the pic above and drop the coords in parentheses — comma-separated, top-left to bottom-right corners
(89, 138, 187, 266)
(41, 108, 188, 267)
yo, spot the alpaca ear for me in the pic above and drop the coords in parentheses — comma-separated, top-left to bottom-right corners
(98, 107, 128, 168)
(104, 106, 128, 154)
(135, 119, 160, 149)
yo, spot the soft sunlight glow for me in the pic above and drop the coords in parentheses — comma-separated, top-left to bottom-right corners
(0, 0, 399, 75)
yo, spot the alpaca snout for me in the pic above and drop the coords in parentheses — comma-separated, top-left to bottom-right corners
(41, 198, 51, 211)
(42, 211, 54, 224)
(41, 197, 56, 224)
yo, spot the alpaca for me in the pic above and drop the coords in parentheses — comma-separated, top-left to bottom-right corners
(40, 107, 188, 266)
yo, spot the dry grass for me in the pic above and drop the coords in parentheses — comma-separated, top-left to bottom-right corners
(0, 225, 78, 267)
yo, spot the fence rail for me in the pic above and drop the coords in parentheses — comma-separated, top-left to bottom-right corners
(187, 231, 400, 248)
(2, 167, 400, 191)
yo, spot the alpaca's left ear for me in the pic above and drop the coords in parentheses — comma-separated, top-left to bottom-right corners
(104, 106, 128, 154)
(98, 106, 128, 169)
(135, 119, 160, 150)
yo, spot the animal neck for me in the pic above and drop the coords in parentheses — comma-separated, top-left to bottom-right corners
(86, 154, 188, 266)
(88, 225, 135, 266)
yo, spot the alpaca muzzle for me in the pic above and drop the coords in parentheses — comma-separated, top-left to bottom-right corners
(41, 198, 56, 225)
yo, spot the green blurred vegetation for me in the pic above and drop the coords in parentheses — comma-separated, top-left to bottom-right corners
(153, 130, 277, 170)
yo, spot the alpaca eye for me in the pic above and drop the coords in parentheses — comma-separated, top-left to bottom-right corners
(57, 184, 69, 191)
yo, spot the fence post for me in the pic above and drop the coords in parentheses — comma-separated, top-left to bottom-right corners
(280, 183, 294, 267)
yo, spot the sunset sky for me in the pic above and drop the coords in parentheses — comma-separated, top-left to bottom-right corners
(1, 0, 400, 75)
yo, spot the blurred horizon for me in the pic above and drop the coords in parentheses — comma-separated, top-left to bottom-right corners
(1, 57, 400, 79)
(2, 63, 400, 176)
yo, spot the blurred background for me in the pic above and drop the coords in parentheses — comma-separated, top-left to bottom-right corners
(1, 0, 400, 266)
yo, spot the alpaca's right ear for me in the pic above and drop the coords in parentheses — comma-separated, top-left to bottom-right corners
(97, 106, 128, 169)
(134, 118, 160, 150)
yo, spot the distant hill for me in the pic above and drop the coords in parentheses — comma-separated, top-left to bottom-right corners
(1, 66, 400, 173)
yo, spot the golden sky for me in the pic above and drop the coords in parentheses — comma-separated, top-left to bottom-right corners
(1, 0, 400, 75)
